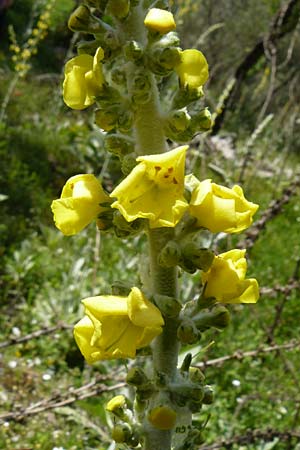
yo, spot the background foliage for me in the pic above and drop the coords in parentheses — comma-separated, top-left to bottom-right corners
(0, 0, 299, 449)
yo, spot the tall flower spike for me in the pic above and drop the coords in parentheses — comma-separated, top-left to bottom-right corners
(110, 146, 189, 228)
(187, 176, 259, 233)
(74, 287, 164, 362)
(51, 174, 109, 236)
(201, 249, 259, 304)
(175, 49, 209, 89)
(63, 47, 105, 110)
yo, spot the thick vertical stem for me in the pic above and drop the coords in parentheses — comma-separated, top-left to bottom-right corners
(122, 5, 181, 449)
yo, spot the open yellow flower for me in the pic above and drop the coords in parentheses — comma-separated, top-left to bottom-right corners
(175, 49, 209, 89)
(63, 47, 105, 110)
(201, 249, 259, 304)
(144, 8, 176, 34)
(110, 146, 189, 228)
(51, 174, 109, 236)
(188, 177, 259, 233)
(74, 287, 164, 362)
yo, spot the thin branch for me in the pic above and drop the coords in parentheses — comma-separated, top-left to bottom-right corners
(200, 428, 300, 449)
(0, 322, 72, 349)
(0, 375, 125, 424)
(195, 339, 300, 370)
(211, 0, 300, 134)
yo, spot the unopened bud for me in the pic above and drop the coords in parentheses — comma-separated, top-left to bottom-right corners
(124, 40, 143, 61)
(131, 72, 152, 104)
(111, 281, 131, 296)
(158, 240, 181, 267)
(177, 318, 201, 345)
(172, 86, 204, 109)
(118, 110, 133, 133)
(202, 385, 214, 404)
(111, 423, 132, 443)
(126, 367, 149, 387)
(107, 0, 130, 19)
(106, 395, 127, 418)
(113, 211, 144, 237)
(68, 5, 107, 33)
(111, 67, 126, 85)
(189, 367, 205, 384)
(121, 153, 138, 175)
(77, 39, 101, 55)
(153, 294, 182, 317)
(105, 133, 134, 156)
(181, 244, 215, 272)
(180, 353, 192, 373)
(191, 107, 212, 132)
(95, 108, 118, 131)
(148, 405, 177, 430)
(195, 305, 230, 331)
(147, 46, 181, 75)
(144, 8, 176, 34)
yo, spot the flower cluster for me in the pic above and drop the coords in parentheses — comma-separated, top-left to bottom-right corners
(51, 2, 259, 370)
(10, 0, 55, 76)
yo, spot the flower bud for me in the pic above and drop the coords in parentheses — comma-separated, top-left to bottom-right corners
(172, 85, 204, 109)
(181, 243, 215, 272)
(195, 305, 230, 331)
(158, 240, 181, 267)
(111, 281, 132, 296)
(110, 67, 126, 85)
(68, 5, 107, 33)
(170, 381, 204, 407)
(95, 108, 118, 131)
(144, 8, 176, 34)
(118, 110, 133, 133)
(147, 46, 181, 75)
(148, 405, 177, 430)
(111, 423, 132, 443)
(131, 72, 152, 104)
(153, 294, 182, 318)
(191, 107, 212, 132)
(124, 40, 143, 61)
(107, 0, 130, 19)
(121, 153, 138, 175)
(113, 210, 144, 237)
(189, 367, 205, 383)
(104, 133, 135, 156)
(77, 39, 101, 55)
(85, 0, 101, 7)
(177, 318, 201, 345)
(202, 385, 214, 404)
(126, 367, 149, 387)
(106, 395, 127, 418)
(180, 353, 192, 373)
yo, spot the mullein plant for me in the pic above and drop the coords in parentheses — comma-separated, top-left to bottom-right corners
(51, 2, 259, 449)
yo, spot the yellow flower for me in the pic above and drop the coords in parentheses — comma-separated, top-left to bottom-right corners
(148, 405, 177, 430)
(175, 49, 209, 89)
(110, 146, 189, 228)
(201, 249, 259, 304)
(188, 177, 259, 233)
(74, 287, 164, 362)
(51, 174, 109, 236)
(63, 47, 105, 110)
(144, 8, 176, 34)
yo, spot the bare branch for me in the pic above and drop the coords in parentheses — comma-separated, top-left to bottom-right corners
(0, 322, 72, 349)
(0, 374, 125, 424)
(195, 339, 300, 370)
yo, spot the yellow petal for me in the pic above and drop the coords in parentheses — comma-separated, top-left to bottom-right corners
(63, 67, 91, 110)
(82, 295, 128, 317)
(110, 146, 188, 228)
(127, 287, 164, 328)
(175, 49, 209, 88)
(73, 315, 97, 364)
(51, 197, 100, 235)
(144, 8, 176, 34)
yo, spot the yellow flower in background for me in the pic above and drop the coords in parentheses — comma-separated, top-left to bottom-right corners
(74, 287, 164, 362)
(51, 174, 109, 236)
(201, 249, 259, 304)
(63, 47, 105, 110)
(144, 8, 176, 34)
(110, 146, 189, 228)
(175, 49, 209, 89)
(188, 177, 258, 233)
